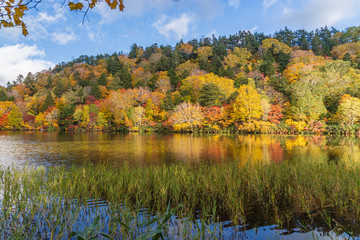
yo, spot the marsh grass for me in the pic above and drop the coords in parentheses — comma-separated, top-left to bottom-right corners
(1, 157, 360, 238)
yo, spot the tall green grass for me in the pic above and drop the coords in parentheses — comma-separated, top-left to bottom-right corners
(0, 157, 360, 238)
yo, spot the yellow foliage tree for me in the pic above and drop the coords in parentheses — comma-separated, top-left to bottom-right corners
(181, 73, 236, 101)
(171, 102, 203, 132)
(232, 85, 263, 123)
(283, 50, 327, 83)
(337, 95, 360, 126)
(260, 38, 292, 55)
(331, 42, 360, 60)
(196, 46, 213, 62)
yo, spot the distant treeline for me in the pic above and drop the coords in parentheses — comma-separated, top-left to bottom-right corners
(1, 26, 360, 134)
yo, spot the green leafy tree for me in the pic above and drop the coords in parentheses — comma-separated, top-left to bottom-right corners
(290, 81, 326, 121)
(7, 105, 24, 129)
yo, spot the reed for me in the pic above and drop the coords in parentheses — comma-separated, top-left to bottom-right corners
(0, 157, 360, 238)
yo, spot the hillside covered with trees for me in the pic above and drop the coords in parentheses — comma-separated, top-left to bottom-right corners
(2, 26, 360, 134)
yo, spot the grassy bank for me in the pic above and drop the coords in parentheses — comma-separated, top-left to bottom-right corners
(1, 158, 360, 239)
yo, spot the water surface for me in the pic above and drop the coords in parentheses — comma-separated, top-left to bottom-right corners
(0, 131, 359, 168)
(0, 131, 358, 239)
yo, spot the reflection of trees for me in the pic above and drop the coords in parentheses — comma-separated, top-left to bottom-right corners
(4, 132, 360, 166)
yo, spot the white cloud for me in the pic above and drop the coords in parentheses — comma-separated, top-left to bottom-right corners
(153, 13, 194, 40)
(0, 44, 54, 86)
(84, 24, 105, 42)
(22, 3, 71, 43)
(51, 32, 78, 45)
(263, 0, 278, 11)
(249, 25, 258, 33)
(281, 0, 360, 28)
(229, 0, 240, 9)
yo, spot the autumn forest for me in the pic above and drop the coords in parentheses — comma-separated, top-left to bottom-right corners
(2, 26, 360, 134)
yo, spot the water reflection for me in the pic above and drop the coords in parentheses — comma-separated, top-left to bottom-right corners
(1, 132, 360, 168)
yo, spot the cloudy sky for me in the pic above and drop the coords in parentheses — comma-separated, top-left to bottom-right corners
(1, 0, 360, 86)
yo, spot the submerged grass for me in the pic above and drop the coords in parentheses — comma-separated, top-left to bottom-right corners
(1, 157, 360, 238)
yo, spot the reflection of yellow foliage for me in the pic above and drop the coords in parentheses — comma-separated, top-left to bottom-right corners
(285, 136, 307, 150)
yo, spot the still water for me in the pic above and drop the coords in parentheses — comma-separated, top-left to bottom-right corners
(0, 131, 358, 168)
(0, 131, 358, 239)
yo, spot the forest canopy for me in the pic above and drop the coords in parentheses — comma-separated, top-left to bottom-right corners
(2, 25, 360, 134)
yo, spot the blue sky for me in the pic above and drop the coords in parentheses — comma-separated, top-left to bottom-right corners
(1, 0, 360, 86)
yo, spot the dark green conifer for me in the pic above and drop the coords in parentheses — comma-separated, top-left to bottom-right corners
(97, 73, 107, 86)
(0, 89, 7, 101)
(90, 82, 101, 100)
(199, 83, 225, 107)
(42, 92, 55, 111)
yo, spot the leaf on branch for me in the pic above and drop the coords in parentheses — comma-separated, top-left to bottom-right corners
(68, 2, 84, 11)
(21, 22, 28, 36)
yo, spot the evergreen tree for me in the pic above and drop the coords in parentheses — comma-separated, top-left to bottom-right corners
(109, 75, 123, 91)
(343, 52, 352, 62)
(168, 68, 181, 90)
(218, 66, 227, 77)
(77, 88, 85, 104)
(46, 76, 53, 88)
(90, 82, 101, 99)
(260, 49, 276, 76)
(155, 55, 170, 72)
(148, 74, 157, 91)
(106, 56, 122, 75)
(0, 89, 7, 101)
(129, 43, 139, 59)
(97, 73, 107, 86)
(24, 72, 36, 95)
(119, 67, 132, 89)
(53, 80, 65, 97)
(58, 104, 75, 131)
(276, 52, 291, 72)
(199, 83, 225, 107)
(211, 55, 223, 74)
(225, 66, 235, 79)
(42, 92, 55, 112)
(162, 90, 175, 111)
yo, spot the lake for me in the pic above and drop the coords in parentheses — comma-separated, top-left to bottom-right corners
(0, 131, 358, 168)
(0, 131, 359, 239)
